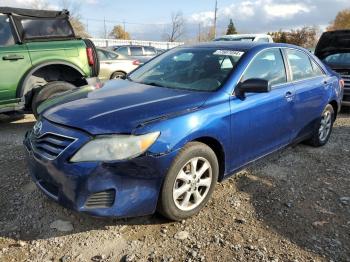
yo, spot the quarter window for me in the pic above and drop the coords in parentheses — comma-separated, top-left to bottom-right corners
(144, 46, 156, 56)
(0, 15, 15, 46)
(130, 46, 143, 56)
(286, 49, 315, 81)
(310, 59, 324, 76)
(241, 49, 287, 86)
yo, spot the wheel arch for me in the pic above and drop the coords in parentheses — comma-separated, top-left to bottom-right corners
(329, 100, 338, 119)
(17, 61, 87, 99)
(192, 136, 226, 182)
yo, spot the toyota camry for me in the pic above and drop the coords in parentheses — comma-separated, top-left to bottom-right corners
(24, 42, 344, 221)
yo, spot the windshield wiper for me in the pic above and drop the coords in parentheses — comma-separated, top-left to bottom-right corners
(142, 81, 166, 88)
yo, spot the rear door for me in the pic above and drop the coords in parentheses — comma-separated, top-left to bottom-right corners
(230, 48, 295, 169)
(284, 48, 329, 139)
(0, 14, 32, 107)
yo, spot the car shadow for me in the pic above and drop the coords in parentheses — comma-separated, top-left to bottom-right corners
(234, 124, 350, 261)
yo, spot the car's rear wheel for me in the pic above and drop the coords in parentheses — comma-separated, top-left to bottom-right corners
(110, 71, 126, 79)
(158, 142, 218, 221)
(307, 104, 335, 147)
(31, 81, 76, 118)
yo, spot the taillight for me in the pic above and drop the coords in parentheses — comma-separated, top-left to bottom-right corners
(132, 60, 140, 66)
(86, 47, 94, 66)
(340, 79, 345, 89)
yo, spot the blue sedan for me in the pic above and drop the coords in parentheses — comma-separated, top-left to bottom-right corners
(24, 42, 344, 220)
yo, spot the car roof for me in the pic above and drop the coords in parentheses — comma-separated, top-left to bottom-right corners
(180, 42, 296, 52)
(0, 7, 69, 18)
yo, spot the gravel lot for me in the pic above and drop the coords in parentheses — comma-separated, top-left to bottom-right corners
(0, 113, 349, 262)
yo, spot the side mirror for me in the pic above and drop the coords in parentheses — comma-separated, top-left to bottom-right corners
(235, 79, 271, 100)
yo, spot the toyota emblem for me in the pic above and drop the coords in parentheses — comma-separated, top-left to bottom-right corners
(33, 121, 43, 136)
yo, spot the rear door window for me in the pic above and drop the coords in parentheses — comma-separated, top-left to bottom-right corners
(130, 46, 143, 56)
(0, 15, 15, 46)
(241, 48, 287, 86)
(20, 18, 74, 39)
(286, 49, 315, 81)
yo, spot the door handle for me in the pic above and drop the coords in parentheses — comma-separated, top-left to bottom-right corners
(285, 91, 293, 102)
(285, 91, 293, 97)
(2, 55, 25, 61)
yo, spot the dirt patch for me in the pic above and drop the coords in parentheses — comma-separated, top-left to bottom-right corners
(0, 113, 349, 262)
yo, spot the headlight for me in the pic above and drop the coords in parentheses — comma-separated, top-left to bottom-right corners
(70, 132, 160, 162)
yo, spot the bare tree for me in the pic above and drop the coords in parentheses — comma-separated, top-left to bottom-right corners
(59, 0, 90, 38)
(327, 9, 350, 31)
(165, 11, 185, 42)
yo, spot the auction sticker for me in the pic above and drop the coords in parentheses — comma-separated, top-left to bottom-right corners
(213, 50, 244, 57)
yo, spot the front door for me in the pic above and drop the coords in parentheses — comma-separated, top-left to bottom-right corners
(0, 14, 32, 107)
(229, 48, 295, 171)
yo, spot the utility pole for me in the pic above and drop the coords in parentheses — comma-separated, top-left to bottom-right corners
(213, 0, 218, 38)
(123, 20, 126, 40)
(198, 23, 201, 42)
(103, 17, 107, 39)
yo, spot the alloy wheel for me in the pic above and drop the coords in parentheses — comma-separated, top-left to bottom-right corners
(319, 109, 332, 142)
(172, 157, 212, 211)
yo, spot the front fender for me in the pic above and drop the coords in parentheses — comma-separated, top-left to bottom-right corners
(135, 94, 231, 167)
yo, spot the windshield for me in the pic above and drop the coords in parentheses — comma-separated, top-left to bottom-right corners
(324, 53, 350, 66)
(128, 48, 244, 91)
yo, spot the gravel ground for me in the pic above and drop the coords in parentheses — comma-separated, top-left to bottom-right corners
(0, 113, 349, 262)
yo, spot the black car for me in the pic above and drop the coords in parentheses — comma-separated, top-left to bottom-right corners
(315, 30, 350, 107)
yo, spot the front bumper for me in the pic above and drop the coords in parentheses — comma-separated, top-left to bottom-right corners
(24, 119, 177, 218)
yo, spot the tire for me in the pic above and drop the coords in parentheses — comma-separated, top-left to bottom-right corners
(31, 81, 76, 118)
(157, 142, 219, 221)
(83, 39, 100, 77)
(110, 71, 126, 80)
(306, 104, 335, 147)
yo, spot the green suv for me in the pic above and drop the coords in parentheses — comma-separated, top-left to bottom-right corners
(0, 7, 100, 116)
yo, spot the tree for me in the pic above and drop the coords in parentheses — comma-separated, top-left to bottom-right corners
(70, 18, 90, 38)
(226, 19, 237, 35)
(268, 30, 288, 43)
(109, 25, 131, 40)
(59, 0, 90, 38)
(327, 9, 350, 31)
(269, 27, 318, 48)
(288, 26, 317, 48)
(166, 11, 185, 42)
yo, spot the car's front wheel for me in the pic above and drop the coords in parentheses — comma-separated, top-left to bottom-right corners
(307, 104, 335, 147)
(158, 142, 218, 221)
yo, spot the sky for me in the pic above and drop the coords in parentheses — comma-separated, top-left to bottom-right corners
(2, 0, 350, 41)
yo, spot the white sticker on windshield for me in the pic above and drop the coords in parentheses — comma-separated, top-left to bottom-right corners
(213, 50, 244, 57)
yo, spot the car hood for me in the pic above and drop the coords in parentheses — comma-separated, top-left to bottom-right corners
(315, 30, 350, 60)
(43, 80, 211, 135)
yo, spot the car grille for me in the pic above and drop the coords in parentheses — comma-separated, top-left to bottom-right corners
(30, 132, 76, 160)
(85, 190, 115, 209)
(343, 75, 350, 87)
